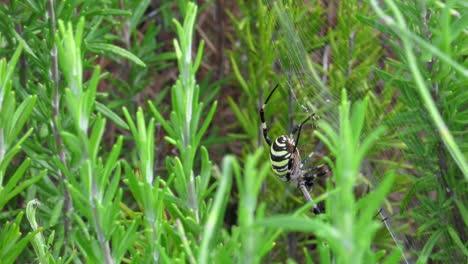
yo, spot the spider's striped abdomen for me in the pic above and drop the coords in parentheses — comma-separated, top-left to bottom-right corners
(270, 135, 299, 181)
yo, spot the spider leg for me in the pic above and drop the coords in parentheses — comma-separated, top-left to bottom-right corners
(292, 113, 317, 154)
(366, 191, 390, 223)
(373, 208, 383, 218)
(290, 114, 316, 137)
(303, 169, 328, 187)
(298, 183, 322, 215)
(303, 164, 328, 174)
(260, 85, 280, 146)
(374, 208, 390, 222)
(300, 151, 316, 168)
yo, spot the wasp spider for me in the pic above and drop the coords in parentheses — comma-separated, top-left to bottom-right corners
(260, 85, 327, 214)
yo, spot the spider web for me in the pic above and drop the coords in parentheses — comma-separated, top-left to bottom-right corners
(269, 5, 335, 115)
(262, 1, 413, 263)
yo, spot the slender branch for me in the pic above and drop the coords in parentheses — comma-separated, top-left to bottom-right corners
(84, 136, 113, 263)
(176, 219, 197, 264)
(91, 201, 114, 264)
(346, 31, 356, 78)
(321, 44, 330, 85)
(48, 0, 73, 242)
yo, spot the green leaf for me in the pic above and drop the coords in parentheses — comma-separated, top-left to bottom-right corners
(87, 42, 146, 67)
(3, 171, 46, 209)
(102, 165, 121, 206)
(6, 96, 36, 143)
(88, 116, 106, 162)
(112, 219, 139, 263)
(455, 200, 468, 227)
(416, 229, 443, 264)
(61, 131, 83, 159)
(257, 215, 340, 243)
(192, 40, 205, 74)
(195, 101, 217, 145)
(148, 101, 174, 137)
(49, 198, 64, 227)
(4, 43, 24, 87)
(0, 159, 31, 210)
(447, 225, 468, 257)
(102, 136, 123, 189)
(198, 155, 234, 263)
(227, 97, 256, 139)
(95, 102, 129, 130)
(129, 0, 152, 32)
(84, 8, 132, 17)
(0, 212, 41, 263)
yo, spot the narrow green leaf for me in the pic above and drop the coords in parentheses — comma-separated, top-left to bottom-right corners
(129, 0, 152, 32)
(416, 229, 443, 264)
(7, 96, 36, 143)
(103, 165, 121, 206)
(0, 159, 31, 210)
(195, 101, 217, 144)
(198, 155, 234, 263)
(102, 136, 123, 185)
(455, 200, 468, 227)
(95, 102, 129, 130)
(85, 8, 131, 17)
(447, 225, 468, 256)
(88, 116, 106, 162)
(122, 107, 138, 141)
(61, 131, 83, 159)
(113, 219, 139, 263)
(4, 43, 23, 86)
(49, 198, 64, 227)
(0, 171, 45, 210)
(257, 215, 340, 242)
(88, 42, 146, 67)
(228, 53, 249, 94)
(148, 101, 174, 136)
(227, 97, 255, 138)
(192, 40, 205, 74)
(75, 17, 85, 51)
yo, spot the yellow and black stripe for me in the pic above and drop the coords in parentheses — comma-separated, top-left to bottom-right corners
(270, 135, 294, 181)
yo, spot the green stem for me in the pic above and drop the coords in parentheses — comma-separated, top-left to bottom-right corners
(48, 0, 73, 243)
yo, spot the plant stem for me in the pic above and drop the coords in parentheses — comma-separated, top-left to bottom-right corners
(92, 202, 114, 264)
(48, 0, 73, 243)
(176, 219, 196, 264)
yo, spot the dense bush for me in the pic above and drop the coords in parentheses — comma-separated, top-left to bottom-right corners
(0, 0, 466, 263)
